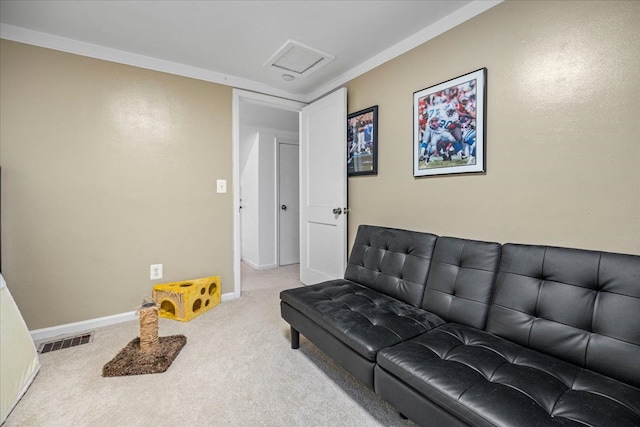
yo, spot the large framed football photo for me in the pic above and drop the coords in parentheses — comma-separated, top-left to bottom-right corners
(413, 68, 486, 177)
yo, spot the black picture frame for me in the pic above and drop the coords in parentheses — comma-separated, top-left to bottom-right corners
(413, 68, 486, 177)
(347, 105, 378, 176)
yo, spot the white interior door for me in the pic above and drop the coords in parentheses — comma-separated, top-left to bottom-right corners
(300, 88, 348, 285)
(278, 142, 299, 266)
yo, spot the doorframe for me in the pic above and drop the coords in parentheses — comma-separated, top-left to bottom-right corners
(232, 89, 305, 298)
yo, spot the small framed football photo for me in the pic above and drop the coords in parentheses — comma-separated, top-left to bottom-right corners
(413, 68, 486, 177)
(347, 105, 378, 176)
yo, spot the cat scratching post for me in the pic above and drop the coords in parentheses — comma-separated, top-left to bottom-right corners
(139, 302, 159, 353)
(102, 301, 186, 377)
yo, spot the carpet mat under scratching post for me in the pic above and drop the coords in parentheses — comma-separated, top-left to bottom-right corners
(103, 302, 187, 377)
(102, 335, 187, 377)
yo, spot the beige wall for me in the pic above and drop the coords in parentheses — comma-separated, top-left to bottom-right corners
(346, 0, 640, 255)
(1, 0, 639, 329)
(0, 40, 233, 329)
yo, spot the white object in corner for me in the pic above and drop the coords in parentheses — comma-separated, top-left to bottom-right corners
(1, 273, 41, 424)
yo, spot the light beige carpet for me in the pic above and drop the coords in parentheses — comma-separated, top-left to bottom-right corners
(4, 263, 415, 426)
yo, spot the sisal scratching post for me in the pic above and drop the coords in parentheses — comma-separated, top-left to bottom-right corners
(139, 302, 159, 353)
(102, 301, 187, 377)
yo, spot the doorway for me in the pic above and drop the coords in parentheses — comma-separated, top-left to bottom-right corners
(233, 90, 304, 297)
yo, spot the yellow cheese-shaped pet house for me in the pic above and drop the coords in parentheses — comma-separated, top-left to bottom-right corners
(153, 276, 220, 322)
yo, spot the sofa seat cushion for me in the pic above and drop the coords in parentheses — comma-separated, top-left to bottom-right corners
(377, 323, 640, 427)
(280, 280, 446, 361)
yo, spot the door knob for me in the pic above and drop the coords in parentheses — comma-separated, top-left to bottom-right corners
(332, 208, 342, 215)
(281, 205, 287, 211)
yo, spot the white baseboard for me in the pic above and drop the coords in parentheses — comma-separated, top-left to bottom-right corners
(29, 292, 236, 342)
(29, 311, 137, 342)
(242, 259, 278, 270)
(221, 292, 235, 302)
(242, 259, 260, 269)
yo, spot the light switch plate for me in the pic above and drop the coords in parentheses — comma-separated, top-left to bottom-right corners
(217, 179, 227, 193)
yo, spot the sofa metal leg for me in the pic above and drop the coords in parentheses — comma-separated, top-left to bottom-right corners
(291, 326, 300, 349)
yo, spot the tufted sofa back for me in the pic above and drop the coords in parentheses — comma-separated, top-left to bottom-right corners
(421, 237, 502, 329)
(344, 225, 438, 307)
(486, 244, 640, 388)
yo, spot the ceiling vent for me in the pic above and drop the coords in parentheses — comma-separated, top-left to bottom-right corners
(264, 40, 334, 79)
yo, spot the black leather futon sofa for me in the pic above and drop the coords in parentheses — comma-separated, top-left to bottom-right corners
(280, 225, 640, 426)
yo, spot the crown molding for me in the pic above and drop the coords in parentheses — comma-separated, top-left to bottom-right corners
(304, 0, 503, 102)
(1, 0, 502, 105)
(0, 23, 307, 103)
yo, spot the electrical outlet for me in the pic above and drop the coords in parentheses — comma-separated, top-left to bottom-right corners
(150, 264, 163, 280)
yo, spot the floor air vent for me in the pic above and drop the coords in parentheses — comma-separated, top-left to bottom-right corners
(38, 332, 94, 354)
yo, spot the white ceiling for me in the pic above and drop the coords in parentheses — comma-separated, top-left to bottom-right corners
(0, 0, 500, 102)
